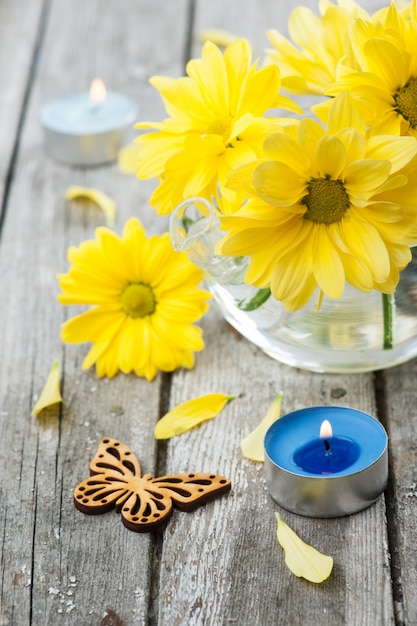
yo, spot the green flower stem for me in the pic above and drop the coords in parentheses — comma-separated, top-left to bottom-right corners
(382, 293, 395, 350)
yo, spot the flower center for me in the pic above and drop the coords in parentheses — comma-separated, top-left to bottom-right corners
(207, 117, 232, 142)
(394, 77, 417, 128)
(120, 283, 156, 318)
(302, 177, 350, 224)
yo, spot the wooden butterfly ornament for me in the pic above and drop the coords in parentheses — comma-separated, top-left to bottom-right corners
(74, 438, 231, 533)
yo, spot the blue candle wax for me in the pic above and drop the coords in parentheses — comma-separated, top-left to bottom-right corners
(264, 406, 387, 478)
(293, 436, 360, 474)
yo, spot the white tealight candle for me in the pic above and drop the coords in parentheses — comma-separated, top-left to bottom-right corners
(40, 78, 137, 166)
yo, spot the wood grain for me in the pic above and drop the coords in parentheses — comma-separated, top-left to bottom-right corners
(0, 0, 47, 220)
(379, 362, 417, 625)
(157, 305, 394, 625)
(154, 1, 395, 624)
(0, 0, 188, 624)
(0, 0, 413, 624)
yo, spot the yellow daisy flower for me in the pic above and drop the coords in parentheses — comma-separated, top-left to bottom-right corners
(325, 1, 417, 137)
(266, 0, 369, 95)
(57, 218, 211, 381)
(134, 39, 301, 215)
(218, 92, 417, 312)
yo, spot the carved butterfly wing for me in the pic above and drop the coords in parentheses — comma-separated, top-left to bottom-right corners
(117, 474, 175, 532)
(119, 472, 231, 532)
(152, 473, 231, 510)
(118, 472, 231, 532)
(74, 438, 142, 515)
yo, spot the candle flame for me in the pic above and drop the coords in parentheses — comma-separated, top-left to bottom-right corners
(319, 419, 333, 439)
(89, 78, 107, 105)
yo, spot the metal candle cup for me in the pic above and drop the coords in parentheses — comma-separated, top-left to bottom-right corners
(40, 81, 137, 166)
(264, 406, 388, 518)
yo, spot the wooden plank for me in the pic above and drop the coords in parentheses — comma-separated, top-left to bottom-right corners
(154, 0, 395, 623)
(157, 308, 394, 625)
(0, 0, 189, 624)
(0, 0, 406, 624)
(380, 362, 417, 625)
(191, 0, 386, 54)
(192, 0, 319, 53)
(0, 0, 46, 218)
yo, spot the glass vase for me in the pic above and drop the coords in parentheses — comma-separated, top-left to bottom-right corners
(170, 198, 417, 374)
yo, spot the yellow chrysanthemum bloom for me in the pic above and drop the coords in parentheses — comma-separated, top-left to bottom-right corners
(218, 93, 417, 312)
(57, 218, 211, 381)
(134, 39, 301, 215)
(266, 0, 369, 95)
(325, 1, 417, 137)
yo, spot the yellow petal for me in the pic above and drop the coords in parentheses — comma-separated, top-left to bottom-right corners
(276, 514, 333, 583)
(315, 135, 346, 180)
(313, 228, 345, 299)
(31, 360, 63, 416)
(363, 38, 409, 93)
(252, 161, 306, 206)
(240, 392, 283, 462)
(366, 135, 417, 174)
(344, 160, 391, 194)
(65, 186, 116, 227)
(263, 133, 308, 172)
(327, 92, 366, 136)
(197, 29, 238, 48)
(154, 393, 235, 439)
(117, 143, 138, 175)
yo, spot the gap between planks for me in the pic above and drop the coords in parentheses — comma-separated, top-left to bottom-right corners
(374, 370, 405, 626)
(147, 370, 173, 622)
(147, 4, 198, 619)
(0, 0, 52, 235)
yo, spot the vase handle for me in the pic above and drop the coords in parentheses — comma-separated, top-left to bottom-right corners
(169, 197, 247, 283)
(169, 197, 215, 258)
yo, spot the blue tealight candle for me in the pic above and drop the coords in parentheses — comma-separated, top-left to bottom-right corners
(264, 406, 388, 517)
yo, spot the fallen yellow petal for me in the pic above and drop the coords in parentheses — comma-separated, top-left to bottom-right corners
(31, 360, 63, 416)
(154, 393, 235, 439)
(117, 143, 138, 175)
(197, 29, 238, 47)
(65, 186, 116, 227)
(276, 513, 333, 583)
(241, 391, 283, 462)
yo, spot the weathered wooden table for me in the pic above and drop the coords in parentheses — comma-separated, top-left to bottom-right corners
(1, 0, 415, 624)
